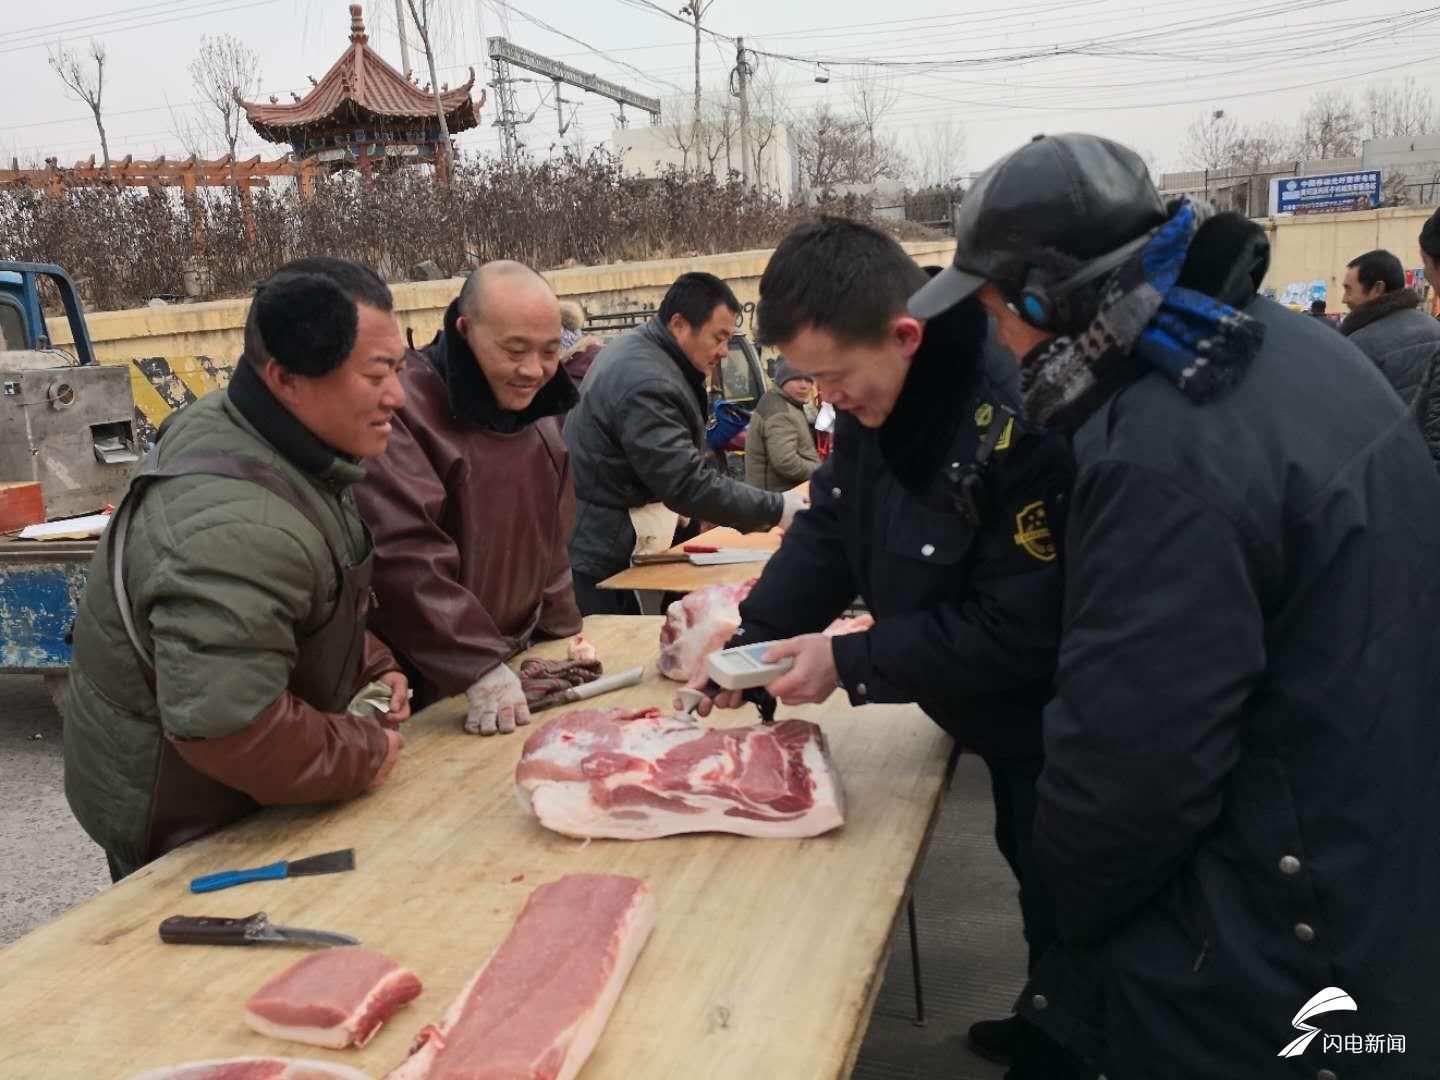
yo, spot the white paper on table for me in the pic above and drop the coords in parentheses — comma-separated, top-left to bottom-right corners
(18, 514, 111, 541)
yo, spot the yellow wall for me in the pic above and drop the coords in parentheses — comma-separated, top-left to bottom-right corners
(1261, 206, 1435, 310)
(51, 241, 956, 365)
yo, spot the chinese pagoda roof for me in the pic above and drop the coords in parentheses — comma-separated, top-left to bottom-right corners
(239, 4, 479, 142)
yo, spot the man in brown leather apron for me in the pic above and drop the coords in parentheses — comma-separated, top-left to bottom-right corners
(357, 262, 583, 738)
(63, 258, 411, 879)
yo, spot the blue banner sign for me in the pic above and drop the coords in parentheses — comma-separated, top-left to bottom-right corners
(1274, 170, 1382, 214)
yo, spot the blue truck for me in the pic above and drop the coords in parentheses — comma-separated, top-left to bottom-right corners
(0, 262, 140, 704)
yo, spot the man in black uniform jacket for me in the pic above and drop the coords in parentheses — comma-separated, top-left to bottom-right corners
(686, 219, 1082, 1079)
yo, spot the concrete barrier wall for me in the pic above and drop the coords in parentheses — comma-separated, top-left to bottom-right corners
(1261, 206, 1434, 310)
(51, 241, 957, 365)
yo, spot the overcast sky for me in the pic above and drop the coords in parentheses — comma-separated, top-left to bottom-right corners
(7, 0, 1440, 179)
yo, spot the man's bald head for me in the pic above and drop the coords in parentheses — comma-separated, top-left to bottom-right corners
(458, 260, 553, 323)
(453, 260, 566, 412)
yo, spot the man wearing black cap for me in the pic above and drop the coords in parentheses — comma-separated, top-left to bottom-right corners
(686, 218, 1080, 1078)
(910, 133, 1440, 1077)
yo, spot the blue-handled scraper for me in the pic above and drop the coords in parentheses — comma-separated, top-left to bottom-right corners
(188, 848, 355, 894)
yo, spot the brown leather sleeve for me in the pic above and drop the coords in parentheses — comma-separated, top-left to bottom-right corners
(355, 405, 512, 698)
(356, 630, 399, 687)
(536, 446, 584, 640)
(169, 690, 390, 806)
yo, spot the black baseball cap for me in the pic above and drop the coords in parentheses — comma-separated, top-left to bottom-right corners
(909, 133, 1167, 319)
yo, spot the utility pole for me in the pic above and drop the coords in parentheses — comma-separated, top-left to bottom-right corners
(394, 0, 412, 74)
(735, 37, 753, 186)
(681, 1, 712, 137)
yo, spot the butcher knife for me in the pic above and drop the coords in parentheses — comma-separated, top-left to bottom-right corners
(158, 912, 359, 948)
(188, 848, 355, 893)
(529, 665, 645, 712)
(632, 548, 772, 566)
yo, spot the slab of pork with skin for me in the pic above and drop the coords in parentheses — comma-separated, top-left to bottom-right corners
(516, 707, 845, 840)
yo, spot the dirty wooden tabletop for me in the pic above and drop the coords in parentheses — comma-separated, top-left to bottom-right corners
(597, 481, 810, 595)
(597, 524, 783, 594)
(0, 615, 949, 1080)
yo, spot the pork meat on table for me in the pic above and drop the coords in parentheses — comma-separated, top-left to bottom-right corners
(516, 707, 845, 840)
(125, 1059, 377, 1080)
(385, 874, 654, 1080)
(244, 947, 423, 1050)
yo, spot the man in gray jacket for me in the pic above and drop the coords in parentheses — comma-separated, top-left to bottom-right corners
(564, 272, 805, 613)
(1339, 248, 1440, 404)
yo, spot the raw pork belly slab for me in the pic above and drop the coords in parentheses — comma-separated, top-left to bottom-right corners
(516, 708, 845, 840)
(124, 1058, 375, 1080)
(657, 580, 755, 682)
(384, 874, 654, 1080)
(245, 947, 423, 1049)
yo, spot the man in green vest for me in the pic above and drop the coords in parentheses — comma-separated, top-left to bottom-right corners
(63, 257, 410, 880)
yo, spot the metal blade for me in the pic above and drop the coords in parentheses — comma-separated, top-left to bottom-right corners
(690, 550, 772, 566)
(285, 848, 356, 877)
(262, 923, 361, 948)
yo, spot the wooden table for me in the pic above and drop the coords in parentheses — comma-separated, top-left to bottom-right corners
(0, 616, 949, 1080)
(598, 525, 783, 595)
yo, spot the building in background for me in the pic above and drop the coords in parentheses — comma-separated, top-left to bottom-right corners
(1158, 135, 1440, 217)
(612, 121, 798, 201)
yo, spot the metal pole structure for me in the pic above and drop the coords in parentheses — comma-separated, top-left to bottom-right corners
(736, 37, 752, 187)
(394, 0, 412, 75)
(491, 56, 518, 164)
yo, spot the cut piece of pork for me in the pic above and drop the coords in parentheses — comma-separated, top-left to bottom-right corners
(656, 580, 755, 682)
(384, 874, 654, 1080)
(124, 1058, 375, 1080)
(515, 708, 845, 840)
(657, 582, 875, 684)
(566, 636, 598, 664)
(244, 947, 423, 1050)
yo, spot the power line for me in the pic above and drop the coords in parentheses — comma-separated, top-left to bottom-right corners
(0, 0, 282, 57)
(487, 0, 688, 95)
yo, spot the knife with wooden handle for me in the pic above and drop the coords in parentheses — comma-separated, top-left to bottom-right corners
(158, 912, 359, 948)
(528, 665, 645, 712)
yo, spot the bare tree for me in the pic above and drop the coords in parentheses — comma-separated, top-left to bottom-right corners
(680, 1, 717, 137)
(403, 0, 455, 180)
(166, 94, 215, 161)
(1297, 90, 1363, 161)
(697, 91, 740, 178)
(748, 66, 785, 191)
(909, 117, 966, 188)
(1365, 77, 1437, 140)
(1182, 109, 1240, 170)
(1230, 121, 1293, 172)
(661, 93, 700, 172)
(49, 40, 111, 167)
(190, 34, 263, 198)
(793, 102, 866, 192)
(848, 69, 900, 183)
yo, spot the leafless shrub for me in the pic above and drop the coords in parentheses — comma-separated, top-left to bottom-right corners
(0, 150, 870, 311)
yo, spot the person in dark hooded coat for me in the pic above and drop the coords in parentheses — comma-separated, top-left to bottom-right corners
(357, 261, 582, 737)
(910, 133, 1440, 1080)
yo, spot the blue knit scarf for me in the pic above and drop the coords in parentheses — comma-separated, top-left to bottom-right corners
(1021, 198, 1265, 429)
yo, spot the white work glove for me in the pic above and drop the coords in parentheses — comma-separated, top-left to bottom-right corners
(464, 664, 531, 736)
(779, 488, 810, 530)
